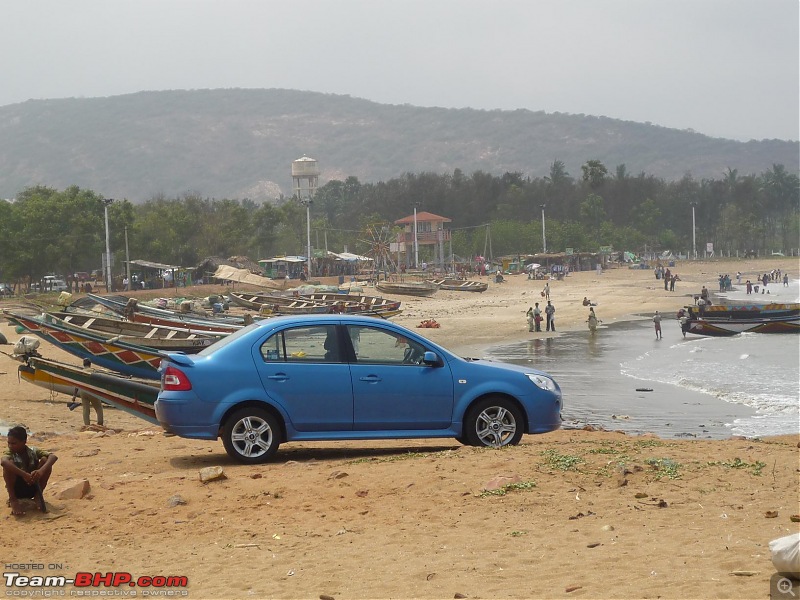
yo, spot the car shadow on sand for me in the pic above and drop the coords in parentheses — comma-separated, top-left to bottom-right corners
(168, 442, 462, 470)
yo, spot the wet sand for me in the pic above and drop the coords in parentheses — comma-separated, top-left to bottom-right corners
(486, 318, 756, 439)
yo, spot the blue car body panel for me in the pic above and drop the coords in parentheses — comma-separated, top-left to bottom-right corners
(155, 315, 562, 443)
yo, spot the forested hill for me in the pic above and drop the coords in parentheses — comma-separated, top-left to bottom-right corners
(0, 88, 797, 203)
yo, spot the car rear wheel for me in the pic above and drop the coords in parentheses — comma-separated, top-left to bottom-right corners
(463, 397, 524, 448)
(222, 407, 281, 463)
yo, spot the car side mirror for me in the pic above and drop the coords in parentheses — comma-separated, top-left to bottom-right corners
(422, 351, 441, 367)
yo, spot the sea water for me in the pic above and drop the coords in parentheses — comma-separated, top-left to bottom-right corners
(486, 278, 800, 439)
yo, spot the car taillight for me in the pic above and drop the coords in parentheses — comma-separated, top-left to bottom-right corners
(162, 365, 192, 391)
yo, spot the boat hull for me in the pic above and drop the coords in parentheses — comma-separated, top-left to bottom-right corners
(682, 316, 800, 336)
(4, 311, 164, 379)
(428, 279, 488, 292)
(45, 311, 220, 352)
(375, 281, 439, 297)
(18, 357, 158, 424)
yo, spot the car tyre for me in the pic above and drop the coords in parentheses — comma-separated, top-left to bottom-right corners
(222, 406, 282, 464)
(463, 396, 524, 448)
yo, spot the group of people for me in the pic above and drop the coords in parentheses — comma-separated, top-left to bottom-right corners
(654, 266, 680, 291)
(526, 301, 556, 332)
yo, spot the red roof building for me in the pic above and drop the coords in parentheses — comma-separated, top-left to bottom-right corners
(393, 211, 452, 268)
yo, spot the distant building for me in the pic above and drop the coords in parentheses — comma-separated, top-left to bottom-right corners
(393, 211, 451, 268)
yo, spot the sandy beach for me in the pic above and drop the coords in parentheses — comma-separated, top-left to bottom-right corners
(0, 257, 798, 599)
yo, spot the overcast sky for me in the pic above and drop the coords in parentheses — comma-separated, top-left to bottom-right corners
(4, 0, 798, 141)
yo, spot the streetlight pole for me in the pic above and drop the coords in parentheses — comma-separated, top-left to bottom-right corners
(690, 202, 697, 259)
(301, 199, 313, 277)
(103, 198, 114, 291)
(540, 204, 547, 254)
(413, 203, 419, 269)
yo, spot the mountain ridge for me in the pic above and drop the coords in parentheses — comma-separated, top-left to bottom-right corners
(1, 88, 796, 202)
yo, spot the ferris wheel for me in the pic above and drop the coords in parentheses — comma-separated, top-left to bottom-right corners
(358, 223, 397, 276)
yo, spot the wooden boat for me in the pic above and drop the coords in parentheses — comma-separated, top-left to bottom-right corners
(4, 311, 164, 380)
(681, 315, 800, 336)
(43, 311, 222, 352)
(427, 278, 488, 293)
(375, 280, 439, 297)
(83, 294, 247, 327)
(228, 292, 331, 314)
(686, 303, 799, 320)
(300, 293, 402, 313)
(17, 356, 158, 424)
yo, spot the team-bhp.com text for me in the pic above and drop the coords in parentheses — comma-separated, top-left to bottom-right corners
(4, 572, 188, 597)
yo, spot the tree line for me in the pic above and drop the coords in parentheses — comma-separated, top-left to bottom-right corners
(0, 159, 797, 287)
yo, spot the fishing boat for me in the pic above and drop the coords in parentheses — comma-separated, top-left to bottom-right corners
(43, 311, 222, 352)
(4, 311, 164, 380)
(427, 278, 488, 293)
(228, 292, 332, 314)
(300, 293, 402, 313)
(685, 302, 799, 320)
(82, 294, 247, 327)
(17, 356, 159, 424)
(375, 280, 439, 297)
(681, 314, 800, 336)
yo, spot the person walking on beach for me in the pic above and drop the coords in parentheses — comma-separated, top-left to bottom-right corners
(545, 301, 555, 331)
(653, 311, 663, 340)
(2, 426, 57, 516)
(784, 273, 790, 287)
(542, 282, 550, 300)
(669, 274, 679, 291)
(533, 302, 542, 331)
(526, 307, 534, 332)
(663, 268, 671, 291)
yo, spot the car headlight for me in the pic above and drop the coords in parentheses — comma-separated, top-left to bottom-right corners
(526, 373, 557, 392)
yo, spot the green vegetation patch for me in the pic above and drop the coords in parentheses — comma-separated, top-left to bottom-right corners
(480, 481, 537, 497)
(541, 448, 585, 471)
(706, 457, 766, 476)
(645, 457, 682, 480)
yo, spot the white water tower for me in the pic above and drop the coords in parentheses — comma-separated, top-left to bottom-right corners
(291, 155, 320, 199)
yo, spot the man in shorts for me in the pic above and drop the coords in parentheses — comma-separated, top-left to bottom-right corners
(1, 426, 58, 516)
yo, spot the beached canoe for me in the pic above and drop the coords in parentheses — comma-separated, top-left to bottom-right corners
(43, 311, 223, 351)
(300, 293, 402, 312)
(427, 279, 488, 293)
(228, 292, 331, 314)
(17, 355, 159, 424)
(82, 294, 247, 326)
(375, 281, 439, 297)
(4, 311, 164, 380)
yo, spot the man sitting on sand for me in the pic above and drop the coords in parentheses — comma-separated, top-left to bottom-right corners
(2, 426, 57, 516)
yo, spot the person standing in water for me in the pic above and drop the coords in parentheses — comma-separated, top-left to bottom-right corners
(587, 307, 599, 333)
(653, 311, 663, 340)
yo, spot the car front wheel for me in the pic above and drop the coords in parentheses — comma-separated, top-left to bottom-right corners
(463, 397, 524, 448)
(222, 407, 281, 463)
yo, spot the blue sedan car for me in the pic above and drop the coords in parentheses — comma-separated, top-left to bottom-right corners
(155, 315, 562, 463)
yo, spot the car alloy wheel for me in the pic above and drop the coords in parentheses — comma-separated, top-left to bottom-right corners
(464, 397, 524, 448)
(222, 407, 281, 463)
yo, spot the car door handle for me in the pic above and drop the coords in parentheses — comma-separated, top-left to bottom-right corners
(267, 374, 289, 381)
(359, 375, 382, 382)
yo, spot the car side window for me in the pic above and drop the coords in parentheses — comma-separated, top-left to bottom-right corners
(346, 325, 426, 365)
(260, 325, 340, 363)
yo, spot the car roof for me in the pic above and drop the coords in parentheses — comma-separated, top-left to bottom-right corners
(253, 314, 400, 328)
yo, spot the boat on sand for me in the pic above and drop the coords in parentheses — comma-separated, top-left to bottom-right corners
(375, 281, 439, 297)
